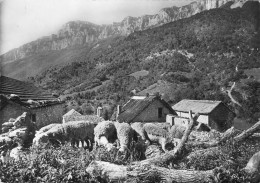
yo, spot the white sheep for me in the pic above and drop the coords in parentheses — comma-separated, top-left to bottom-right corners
(35, 123, 60, 136)
(33, 124, 64, 146)
(114, 122, 138, 152)
(33, 133, 50, 146)
(130, 122, 150, 145)
(143, 123, 173, 152)
(47, 121, 94, 149)
(169, 125, 186, 139)
(94, 121, 117, 149)
(98, 136, 116, 151)
(63, 120, 94, 148)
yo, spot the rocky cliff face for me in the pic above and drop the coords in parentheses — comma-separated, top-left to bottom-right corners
(2, 0, 258, 62)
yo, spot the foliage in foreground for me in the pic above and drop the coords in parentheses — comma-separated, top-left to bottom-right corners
(0, 141, 146, 183)
(0, 137, 260, 183)
(0, 144, 95, 182)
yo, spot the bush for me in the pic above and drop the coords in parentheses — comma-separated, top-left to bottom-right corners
(0, 140, 147, 182)
(1, 136, 260, 182)
(0, 144, 97, 182)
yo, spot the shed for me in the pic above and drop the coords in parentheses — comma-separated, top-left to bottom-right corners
(172, 99, 235, 132)
(117, 95, 176, 123)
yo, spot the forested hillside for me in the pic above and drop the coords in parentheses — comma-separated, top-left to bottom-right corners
(29, 2, 260, 121)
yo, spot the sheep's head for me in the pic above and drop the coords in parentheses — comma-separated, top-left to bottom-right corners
(161, 135, 176, 151)
(118, 145, 127, 152)
(48, 130, 65, 142)
(33, 133, 49, 146)
(106, 143, 116, 152)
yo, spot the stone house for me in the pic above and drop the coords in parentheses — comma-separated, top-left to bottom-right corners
(117, 95, 176, 123)
(0, 76, 65, 131)
(172, 99, 235, 132)
(0, 95, 64, 131)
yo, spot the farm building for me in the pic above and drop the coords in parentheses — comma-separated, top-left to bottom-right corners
(117, 95, 176, 123)
(62, 108, 105, 125)
(172, 99, 235, 132)
(62, 109, 82, 123)
(0, 75, 65, 131)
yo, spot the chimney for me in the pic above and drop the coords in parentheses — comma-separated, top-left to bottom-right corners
(97, 107, 103, 117)
(116, 105, 122, 120)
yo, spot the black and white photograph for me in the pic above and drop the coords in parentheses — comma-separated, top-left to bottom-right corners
(0, 0, 260, 182)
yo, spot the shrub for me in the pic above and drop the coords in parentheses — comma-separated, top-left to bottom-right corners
(0, 140, 147, 182)
(0, 144, 97, 182)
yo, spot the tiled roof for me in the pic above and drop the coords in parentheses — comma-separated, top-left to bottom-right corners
(0, 75, 57, 101)
(117, 95, 176, 123)
(0, 94, 64, 110)
(172, 99, 223, 114)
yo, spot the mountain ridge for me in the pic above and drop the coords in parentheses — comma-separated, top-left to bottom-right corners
(2, 0, 258, 62)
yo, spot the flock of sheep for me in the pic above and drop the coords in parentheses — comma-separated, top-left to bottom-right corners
(1, 112, 214, 162)
(32, 120, 188, 153)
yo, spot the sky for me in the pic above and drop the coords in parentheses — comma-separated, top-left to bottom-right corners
(0, 0, 193, 54)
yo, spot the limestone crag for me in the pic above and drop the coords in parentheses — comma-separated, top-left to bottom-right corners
(2, 0, 259, 62)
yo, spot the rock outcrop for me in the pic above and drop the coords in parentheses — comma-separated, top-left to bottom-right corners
(2, 0, 258, 62)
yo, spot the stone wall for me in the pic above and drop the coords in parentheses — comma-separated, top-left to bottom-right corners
(166, 114, 189, 127)
(132, 99, 172, 122)
(176, 111, 209, 125)
(173, 116, 189, 127)
(31, 103, 65, 129)
(0, 103, 30, 133)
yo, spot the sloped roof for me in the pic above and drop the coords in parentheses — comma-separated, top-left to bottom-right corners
(0, 94, 64, 110)
(0, 75, 56, 101)
(63, 114, 104, 125)
(172, 99, 223, 114)
(63, 109, 82, 117)
(117, 95, 176, 123)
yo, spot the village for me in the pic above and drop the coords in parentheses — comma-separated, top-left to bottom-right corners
(1, 75, 260, 182)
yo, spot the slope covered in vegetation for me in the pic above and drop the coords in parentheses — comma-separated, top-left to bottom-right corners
(29, 2, 260, 121)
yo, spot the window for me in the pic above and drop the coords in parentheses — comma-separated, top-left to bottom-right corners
(158, 108, 163, 118)
(32, 114, 36, 122)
